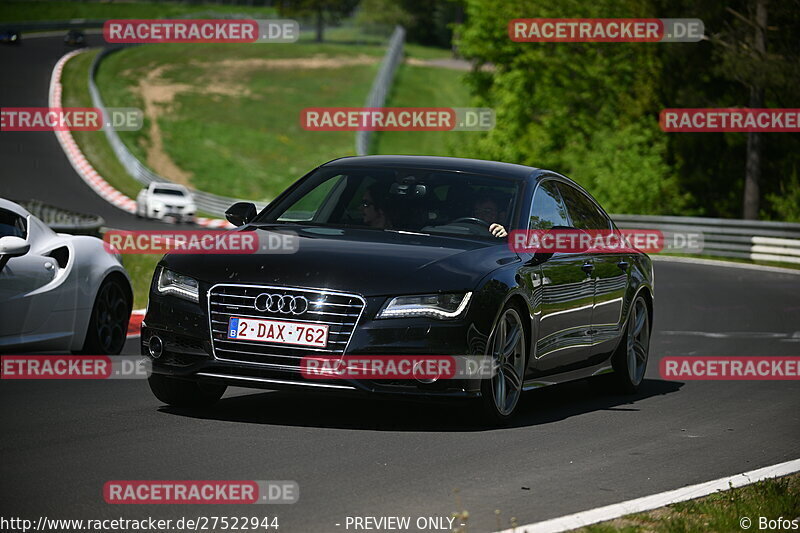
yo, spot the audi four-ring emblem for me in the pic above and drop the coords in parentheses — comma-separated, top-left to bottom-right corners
(253, 293, 309, 315)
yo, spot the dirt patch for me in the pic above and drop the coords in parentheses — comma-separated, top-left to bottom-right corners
(196, 54, 379, 72)
(134, 66, 194, 184)
(406, 57, 495, 72)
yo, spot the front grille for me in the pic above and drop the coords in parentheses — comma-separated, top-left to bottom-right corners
(208, 284, 366, 373)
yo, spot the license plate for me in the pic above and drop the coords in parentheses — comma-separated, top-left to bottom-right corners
(227, 317, 328, 347)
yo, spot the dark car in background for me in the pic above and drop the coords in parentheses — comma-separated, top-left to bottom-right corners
(0, 29, 21, 44)
(141, 156, 654, 421)
(64, 29, 86, 46)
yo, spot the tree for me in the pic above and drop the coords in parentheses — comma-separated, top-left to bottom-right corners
(277, 0, 359, 42)
(456, 0, 685, 215)
(705, 0, 800, 219)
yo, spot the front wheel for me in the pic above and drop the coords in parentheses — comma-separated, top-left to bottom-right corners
(610, 295, 651, 393)
(148, 374, 226, 407)
(481, 305, 527, 423)
(78, 276, 131, 355)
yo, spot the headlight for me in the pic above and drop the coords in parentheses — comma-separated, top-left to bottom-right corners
(156, 267, 199, 303)
(376, 292, 472, 320)
(150, 200, 164, 210)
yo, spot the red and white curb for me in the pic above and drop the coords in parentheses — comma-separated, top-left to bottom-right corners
(49, 50, 231, 229)
(495, 458, 800, 533)
(127, 309, 145, 338)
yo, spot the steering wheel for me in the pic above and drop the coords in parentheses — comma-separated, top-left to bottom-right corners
(450, 216, 491, 228)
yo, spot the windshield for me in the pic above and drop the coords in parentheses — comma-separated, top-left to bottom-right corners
(259, 167, 521, 240)
(153, 188, 186, 197)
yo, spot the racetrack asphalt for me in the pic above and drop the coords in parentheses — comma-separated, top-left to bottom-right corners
(0, 36, 175, 230)
(1, 261, 798, 532)
(1, 34, 799, 533)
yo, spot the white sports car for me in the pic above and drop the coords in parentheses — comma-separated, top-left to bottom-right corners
(136, 182, 197, 222)
(0, 198, 132, 354)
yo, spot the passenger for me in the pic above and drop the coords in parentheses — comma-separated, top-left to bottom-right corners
(360, 184, 394, 229)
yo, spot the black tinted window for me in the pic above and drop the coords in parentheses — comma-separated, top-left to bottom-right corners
(530, 181, 569, 229)
(0, 208, 26, 238)
(262, 167, 521, 240)
(557, 184, 610, 230)
(153, 188, 185, 196)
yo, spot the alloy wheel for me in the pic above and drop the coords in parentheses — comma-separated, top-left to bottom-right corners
(488, 307, 526, 417)
(626, 297, 650, 386)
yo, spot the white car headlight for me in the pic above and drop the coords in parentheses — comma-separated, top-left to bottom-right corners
(377, 292, 472, 320)
(156, 268, 199, 303)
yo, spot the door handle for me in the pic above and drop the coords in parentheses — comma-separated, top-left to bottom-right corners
(617, 261, 629, 271)
(581, 263, 594, 275)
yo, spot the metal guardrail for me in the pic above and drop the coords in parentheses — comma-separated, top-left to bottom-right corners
(612, 214, 800, 265)
(4, 12, 265, 32)
(3, 19, 106, 32)
(17, 199, 104, 236)
(355, 25, 405, 156)
(88, 47, 263, 217)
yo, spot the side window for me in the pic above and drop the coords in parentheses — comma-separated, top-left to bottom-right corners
(557, 184, 610, 230)
(0, 208, 27, 239)
(529, 181, 569, 229)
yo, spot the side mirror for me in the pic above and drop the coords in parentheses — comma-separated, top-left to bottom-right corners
(0, 236, 29, 273)
(0, 236, 30, 257)
(225, 202, 257, 226)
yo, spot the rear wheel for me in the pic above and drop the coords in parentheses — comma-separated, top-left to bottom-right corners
(148, 374, 226, 407)
(78, 276, 131, 355)
(481, 306, 527, 423)
(610, 295, 651, 393)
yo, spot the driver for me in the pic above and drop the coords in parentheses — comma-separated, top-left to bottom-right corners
(472, 197, 508, 238)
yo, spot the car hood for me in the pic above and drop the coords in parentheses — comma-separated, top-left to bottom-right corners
(162, 225, 518, 296)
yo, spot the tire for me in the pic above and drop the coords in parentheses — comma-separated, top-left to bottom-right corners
(78, 276, 131, 355)
(609, 294, 651, 393)
(481, 305, 527, 423)
(148, 374, 226, 407)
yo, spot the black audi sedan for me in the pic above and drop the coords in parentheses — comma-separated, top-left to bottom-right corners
(142, 156, 654, 421)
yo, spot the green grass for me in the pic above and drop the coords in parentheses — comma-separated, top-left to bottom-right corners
(60, 48, 145, 200)
(121, 253, 162, 309)
(96, 42, 384, 200)
(372, 63, 481, 157)
(0, 1, 277, 23)
(576, 473, 800, 533)
(90, 38, 471, 201)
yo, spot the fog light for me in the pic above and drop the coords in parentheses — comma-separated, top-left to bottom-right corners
(148, 335, 163, 359)
(413, 361, 440, 384)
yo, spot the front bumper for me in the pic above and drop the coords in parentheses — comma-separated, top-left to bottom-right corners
(141, 291, 488, 398)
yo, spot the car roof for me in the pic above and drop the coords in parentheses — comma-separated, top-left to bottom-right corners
(322, 155, 540, 180)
